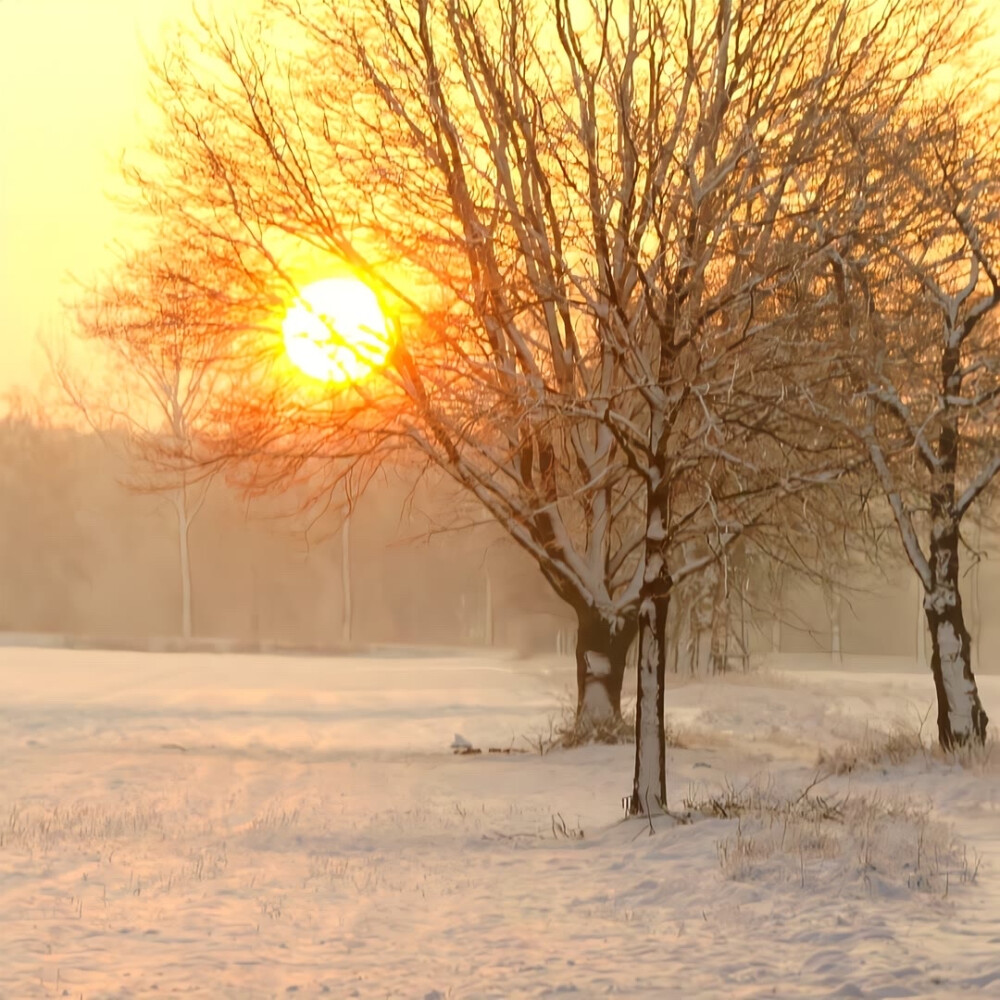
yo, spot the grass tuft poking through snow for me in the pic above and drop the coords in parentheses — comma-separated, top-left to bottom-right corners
(817, 721, 931, 774)
(938, 733, 998, 773)
(684, 775, 975, 895)
(817, 711, 999, 777)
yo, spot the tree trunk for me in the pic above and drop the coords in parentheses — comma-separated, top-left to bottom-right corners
(923, 346, 989, 749)
(574, 604, 635, 735)
(629, 584, 670, 816)
(341, 515, 352, 644)
(823, 581, 842, 664)
(924, 520, 988, 749)
(628, 499, 670, 816)
(709, 562, 729, 674)
(484, 566, 494, 646)
(173, 490, 193, 641)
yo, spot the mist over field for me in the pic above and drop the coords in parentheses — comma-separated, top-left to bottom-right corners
(5, 417, 1000, 667)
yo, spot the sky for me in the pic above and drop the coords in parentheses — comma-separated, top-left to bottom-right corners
(0, 0, 235, 400)
(1, 0, 998, 403)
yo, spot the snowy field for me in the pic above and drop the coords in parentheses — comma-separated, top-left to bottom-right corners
(1, 648, 999, 998)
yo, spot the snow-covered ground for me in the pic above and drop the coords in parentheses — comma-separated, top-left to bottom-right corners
(1, 647, 999, 998)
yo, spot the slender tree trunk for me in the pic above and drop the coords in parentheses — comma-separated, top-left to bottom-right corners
(738, 615, 750, 671)
(629, 501, 670, 817)
(670, 599, 692, 674)
(915, 577, 928, 667)
(823, 581, 842, 664)
(924, 518, 988, 749)
(173, 489, 193, 641)
(484, 566, 494, 646)
(341, 516, 352, 644)
(573, 604, 635, 735)
(709, 563, 729, 674)
(771, 569, 784, 655)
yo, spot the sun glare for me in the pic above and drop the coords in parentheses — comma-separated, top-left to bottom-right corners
(282, 277, 390, 384)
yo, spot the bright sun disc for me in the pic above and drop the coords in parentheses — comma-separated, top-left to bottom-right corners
(282, 277, 390, 384)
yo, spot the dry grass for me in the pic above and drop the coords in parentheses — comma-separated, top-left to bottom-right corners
(526, 696, 684, 752)
(817, 707, 998, 776)
(937, 734, 998, 773)
(556, 708, 637, 748)
(1, 801, 164, 851)
(817, 723, 930, 775)
(683, 775, 976, 894)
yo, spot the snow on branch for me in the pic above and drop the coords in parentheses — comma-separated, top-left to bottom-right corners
(868, 384, 940, 473)
(861, 424, 932, 591)
(955, 451, 1000, 519)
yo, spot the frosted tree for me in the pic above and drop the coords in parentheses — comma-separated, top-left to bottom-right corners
(813, 99, 1000, 748)
(549, 0, 974, 812)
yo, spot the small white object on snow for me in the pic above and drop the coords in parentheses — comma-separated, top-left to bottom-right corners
(450, 733, 473, 750)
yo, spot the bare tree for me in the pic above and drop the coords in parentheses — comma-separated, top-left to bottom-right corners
(53, 246, 239, 640)
(547, 0, 974, 813)
(138, 0, 662, 734)
(814, 94, 1000, 748)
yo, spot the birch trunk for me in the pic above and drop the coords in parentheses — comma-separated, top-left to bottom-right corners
(823, 582, 842, 664)
(921, 342, 989, 749)
(484, 567, 494, 646)
(341, 516, 352, 644)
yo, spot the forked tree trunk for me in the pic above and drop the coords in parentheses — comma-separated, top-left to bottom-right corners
(925, 520, 988, 749)
(573, 604, 636, 734)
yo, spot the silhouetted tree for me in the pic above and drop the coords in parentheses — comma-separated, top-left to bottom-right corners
(53, 245, 242, 639)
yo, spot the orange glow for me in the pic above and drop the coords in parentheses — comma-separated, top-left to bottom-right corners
(281, 277, 390, 385)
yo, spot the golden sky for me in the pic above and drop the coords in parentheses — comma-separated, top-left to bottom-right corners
(0, 0, 996, 401)
(0, 0, 236, 399)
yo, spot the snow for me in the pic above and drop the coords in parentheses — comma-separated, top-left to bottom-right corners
(581, 677, 614, 719)
(934, 619, 980, 740)
(583, 651, 611, 678)
(1, 647, 999, 998)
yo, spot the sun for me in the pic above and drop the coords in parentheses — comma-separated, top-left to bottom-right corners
(282, 277, 390, 384)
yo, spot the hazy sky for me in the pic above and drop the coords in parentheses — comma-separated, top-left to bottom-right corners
(0, 0, 235, 399)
